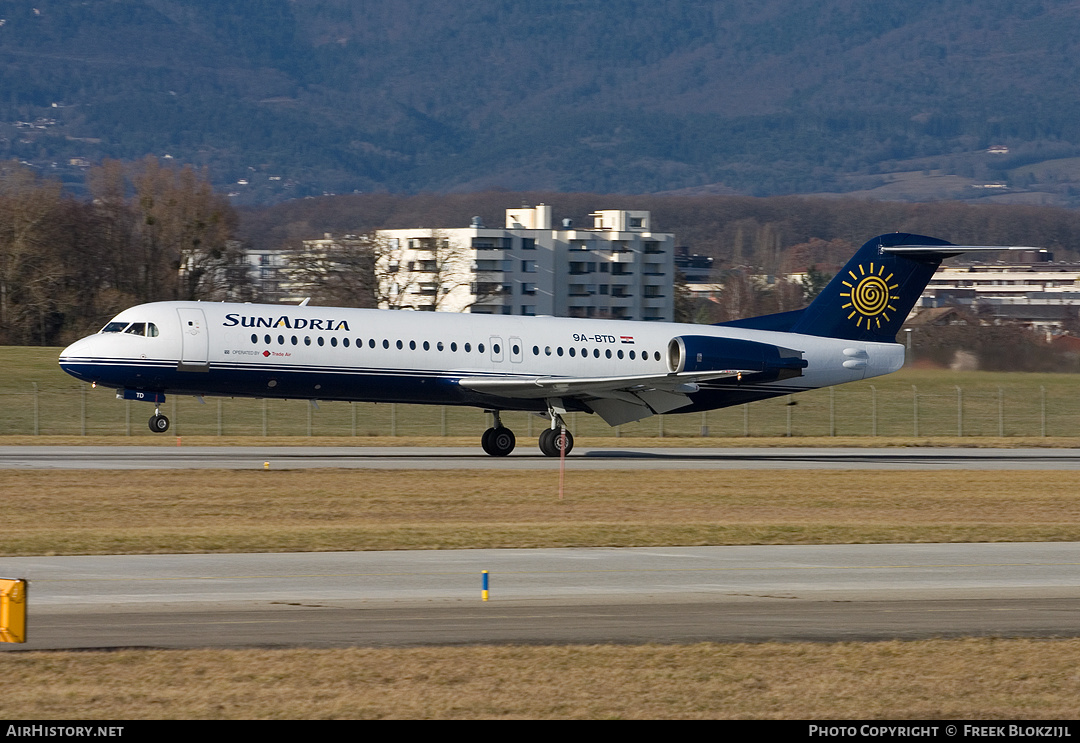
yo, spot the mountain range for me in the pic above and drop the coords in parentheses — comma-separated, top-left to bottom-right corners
(5, 0, 1080, 205)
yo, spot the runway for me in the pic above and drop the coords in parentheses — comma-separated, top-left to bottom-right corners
(3, 445, 1080, 470)
(3, 543, 1079, 649)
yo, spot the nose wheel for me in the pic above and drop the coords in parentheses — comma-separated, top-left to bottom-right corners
(148, 412, 170, 433)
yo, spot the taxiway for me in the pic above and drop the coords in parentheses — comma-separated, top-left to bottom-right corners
(3, 543, 1078, 649)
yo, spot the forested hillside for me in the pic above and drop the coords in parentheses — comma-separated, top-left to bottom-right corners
(5, 1, 1080, 203)
(240, 190, 1080, 268)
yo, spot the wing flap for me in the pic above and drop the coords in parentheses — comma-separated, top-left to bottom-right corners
(458, 370, 749, 425)
(458, 370, 745, 399)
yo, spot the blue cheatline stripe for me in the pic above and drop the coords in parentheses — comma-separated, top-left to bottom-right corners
(61, 356, 516, 380)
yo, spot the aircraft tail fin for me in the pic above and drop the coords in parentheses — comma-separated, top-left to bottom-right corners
(789, 233, 1043, 343)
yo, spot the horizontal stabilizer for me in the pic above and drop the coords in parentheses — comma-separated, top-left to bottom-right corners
(881, 245, 1046, 258)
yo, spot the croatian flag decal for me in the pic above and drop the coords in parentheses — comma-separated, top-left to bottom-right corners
(620, 336, 635, 344)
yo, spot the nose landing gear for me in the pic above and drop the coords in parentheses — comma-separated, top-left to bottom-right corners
(148, 406, 170, 433)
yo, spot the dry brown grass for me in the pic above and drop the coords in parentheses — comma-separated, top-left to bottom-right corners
(2, 468, 1079, 555)
(2, 639, 1079, 719)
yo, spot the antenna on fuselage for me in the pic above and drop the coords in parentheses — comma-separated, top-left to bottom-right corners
(298, 297, 311, 306)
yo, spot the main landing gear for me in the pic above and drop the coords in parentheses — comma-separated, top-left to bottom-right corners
(538, 426, 573, 457)
(479, 409, 574, 457)
(481, 412, 516, 457)
(148, 406, 170, 433)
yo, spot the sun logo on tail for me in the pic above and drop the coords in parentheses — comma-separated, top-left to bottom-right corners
(840, 263, 900, 330)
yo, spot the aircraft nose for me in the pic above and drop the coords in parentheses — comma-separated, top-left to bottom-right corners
(59, 335, 95, 361)
(58, 335, 101, 383)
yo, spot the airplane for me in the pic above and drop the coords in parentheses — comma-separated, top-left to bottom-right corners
(58, 233, 1038, 456)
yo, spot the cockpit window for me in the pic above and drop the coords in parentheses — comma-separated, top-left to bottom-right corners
(102, 321, 158, 336)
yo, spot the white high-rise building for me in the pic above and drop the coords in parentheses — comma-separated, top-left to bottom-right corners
(375, 205, 675, 320)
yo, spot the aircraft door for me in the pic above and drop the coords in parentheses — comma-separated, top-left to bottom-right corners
(177, 307, 209, 369)
(489, 336, 504, 363)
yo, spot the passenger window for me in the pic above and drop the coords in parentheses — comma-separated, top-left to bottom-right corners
(569, 348, 576, 357)
(343, 338, 350, 348)
(305, 336, 311, 346)
(331, 337, 338, 347)
(464, 343, 472, 353)
(409, 340, 416, 350)
(383, 340, 389, 349)
(318, 337, 325, 346)
(479, 343, 485, 353)
(264, 334, 271, 344)
(291, 336, 298, 345)
(423, 341, 430, 351)
(437, 342, 444, 351)
(557, 347, 563, 356)
(396, 340, 403, 349)
(251, 334, 258, 344)
(278, 335, 284, 345)
(451, 342, 458, 352)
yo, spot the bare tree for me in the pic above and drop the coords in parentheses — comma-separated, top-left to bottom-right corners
(129, 157, 239, 301)
(0, 163, 73, 344)
(375, 229, 491, 311)
(286, 232, 378, 307)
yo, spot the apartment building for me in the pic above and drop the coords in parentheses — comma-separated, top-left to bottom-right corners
(374, 205, 675, 320)
(917, 251, 1080, 330)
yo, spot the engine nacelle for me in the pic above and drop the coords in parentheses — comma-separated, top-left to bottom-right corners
(666, 335, 808, 381)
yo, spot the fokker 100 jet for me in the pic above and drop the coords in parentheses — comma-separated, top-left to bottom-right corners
(59, 233, 1036, 456)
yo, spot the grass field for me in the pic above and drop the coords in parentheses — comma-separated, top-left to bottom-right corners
(7, 346, 1080, 439)
(3, 640, 1079, 719)
(2, 468, 1078, 555)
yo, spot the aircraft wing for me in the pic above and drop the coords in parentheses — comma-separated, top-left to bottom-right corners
(458, 369, 749, 426)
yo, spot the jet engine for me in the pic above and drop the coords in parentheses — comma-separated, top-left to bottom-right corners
(666, 335, 808, 381)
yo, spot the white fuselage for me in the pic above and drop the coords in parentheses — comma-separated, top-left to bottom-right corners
(59, 301, 905, 418)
